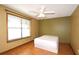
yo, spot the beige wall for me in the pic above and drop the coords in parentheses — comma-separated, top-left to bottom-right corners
(39, 17, 71, 43)
(0, 6, 39, 53)
(71, 6, 79, 54)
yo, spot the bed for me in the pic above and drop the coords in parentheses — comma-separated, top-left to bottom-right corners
(34, 35, 59, 54)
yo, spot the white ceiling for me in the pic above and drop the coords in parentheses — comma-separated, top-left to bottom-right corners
(3, 4, 78, 19)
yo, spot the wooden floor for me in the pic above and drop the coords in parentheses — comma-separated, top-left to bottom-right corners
(1, 41, 74, 55)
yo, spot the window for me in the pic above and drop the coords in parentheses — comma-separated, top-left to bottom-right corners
(8, 14, 31, 41)
(22, 19, 30, 37)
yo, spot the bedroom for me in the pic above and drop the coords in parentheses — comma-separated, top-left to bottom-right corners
(0, 4, 79, 55)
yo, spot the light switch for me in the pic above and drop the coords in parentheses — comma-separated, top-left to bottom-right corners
(77, 50, 79, 53)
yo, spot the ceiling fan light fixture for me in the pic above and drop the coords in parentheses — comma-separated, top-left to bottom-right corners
(38, 13, 45, 17)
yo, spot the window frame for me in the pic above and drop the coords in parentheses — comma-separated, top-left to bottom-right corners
(6, 12, 31, 42)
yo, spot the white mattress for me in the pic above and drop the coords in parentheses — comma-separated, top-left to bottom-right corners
(34, 35, 59, 54)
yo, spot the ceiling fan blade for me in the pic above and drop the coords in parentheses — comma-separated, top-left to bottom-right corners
(44, 11, 55, 14)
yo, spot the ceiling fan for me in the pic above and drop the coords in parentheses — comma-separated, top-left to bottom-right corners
(31, 6, 55, 18)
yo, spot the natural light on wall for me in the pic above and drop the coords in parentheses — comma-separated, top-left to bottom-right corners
(8, 14, 31, 41)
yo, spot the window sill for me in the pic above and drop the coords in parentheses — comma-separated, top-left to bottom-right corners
(7, 36, 31, 43)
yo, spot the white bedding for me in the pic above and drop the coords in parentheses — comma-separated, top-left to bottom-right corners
(34, 35, 59, 54)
